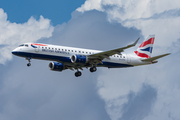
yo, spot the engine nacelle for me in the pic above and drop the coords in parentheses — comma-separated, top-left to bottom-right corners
(71, 55, 88, 63)
(49, 62, 64, 71)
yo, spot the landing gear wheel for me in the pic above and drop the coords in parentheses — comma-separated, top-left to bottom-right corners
(90, 67, 97, 72)
(26, 57, 31, 67)
(27, 63, 31, 67)
(75, 71, 82, 77)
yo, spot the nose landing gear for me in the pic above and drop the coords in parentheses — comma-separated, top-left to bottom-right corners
(26, 57, 31, 67)
(27, 63, 31, 67)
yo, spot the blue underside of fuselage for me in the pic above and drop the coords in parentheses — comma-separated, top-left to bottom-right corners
(12, 52, 134, 68)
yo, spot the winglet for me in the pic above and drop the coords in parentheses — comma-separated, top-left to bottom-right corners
(133, 37, 140, 46)
(128, 37, 140, 47)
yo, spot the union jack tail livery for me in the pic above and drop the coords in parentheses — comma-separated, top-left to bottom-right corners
(134, 35, 155, 58)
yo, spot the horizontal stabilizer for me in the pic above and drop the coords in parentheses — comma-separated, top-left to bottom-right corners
(141, 53, 171, 62)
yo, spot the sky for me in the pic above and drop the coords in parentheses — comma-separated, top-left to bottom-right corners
(0, 0, 180, 120)
(0, 0, 85, 25)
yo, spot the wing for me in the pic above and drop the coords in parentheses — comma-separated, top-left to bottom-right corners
(88, 37, 140, 60)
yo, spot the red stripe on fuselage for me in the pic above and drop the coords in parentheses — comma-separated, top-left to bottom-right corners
(139, 37, 154, 48)
(134, 51, 151, 58)
(31, 43, 47, 46)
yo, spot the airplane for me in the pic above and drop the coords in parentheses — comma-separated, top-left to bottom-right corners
(12, 35, 170, 77)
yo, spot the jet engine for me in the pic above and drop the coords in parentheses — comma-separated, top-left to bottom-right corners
(49, 62, 64, 71)
(71, 55, 88, 64)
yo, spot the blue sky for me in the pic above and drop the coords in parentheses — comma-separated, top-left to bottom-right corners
(0, 0, 85, 25)
(0, 0, 180, 120)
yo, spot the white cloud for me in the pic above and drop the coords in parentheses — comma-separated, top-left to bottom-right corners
(97, 67, 146, 120)
(97, 55, 180, 120)
(124, 17, 180, 54)
(77, 0, 180, 20)
(77, 0, 103, 12)
(77, 0, 180, 48)
(0, 8, 54, 64)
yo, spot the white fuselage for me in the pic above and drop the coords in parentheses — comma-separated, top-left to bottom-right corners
(12, 43, 152, 69)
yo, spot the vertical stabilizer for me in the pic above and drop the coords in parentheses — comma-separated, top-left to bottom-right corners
(134, 35, 155, 58)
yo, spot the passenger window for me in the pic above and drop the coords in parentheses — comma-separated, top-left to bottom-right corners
(59, 48, 60, 50)
(86, 52, 88, 54)
(62, 49, 63, 51)
(72, 50, 73, 52)
(42, 47, 44, 49)
(79, 51, 81, 53)
(25, 44, 28, 47)
(65, 49, 67, 51)
(75, 50, 77, 52)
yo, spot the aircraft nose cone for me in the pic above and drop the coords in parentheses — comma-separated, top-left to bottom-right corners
(12, 48, 19, 56)
(12, 51, 17, 55)
(12, 51, 18, 55)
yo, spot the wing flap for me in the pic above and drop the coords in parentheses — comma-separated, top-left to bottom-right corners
(141, 53, 170, 62)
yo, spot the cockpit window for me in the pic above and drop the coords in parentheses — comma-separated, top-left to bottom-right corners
(19, 44, 24, 47)
(19, 44, 28, 47)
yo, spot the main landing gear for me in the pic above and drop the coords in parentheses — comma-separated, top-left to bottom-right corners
(74, 67, 97, 77)
(90, 67, 97, 72)
(75, 71, 82, 77)
(74, 66, 97, 77)
(26, 57, 31, 67)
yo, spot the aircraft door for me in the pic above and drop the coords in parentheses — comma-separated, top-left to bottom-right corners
(35, 46, 39, 52)
(127, 55, 131, 63)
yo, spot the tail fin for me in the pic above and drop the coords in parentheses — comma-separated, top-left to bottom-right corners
(134, 35, 155, 58)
